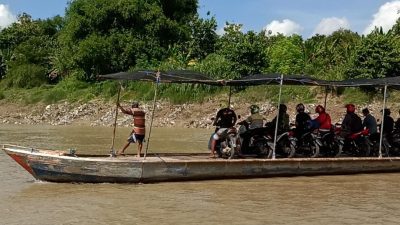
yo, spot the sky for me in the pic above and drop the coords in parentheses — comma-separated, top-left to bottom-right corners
(1, 0, 400, 37)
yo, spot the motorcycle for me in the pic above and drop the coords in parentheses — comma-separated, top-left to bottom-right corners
(369, 132, 391, 157)
(292, 129, 320, 158)
(238, 121, 270, 157)
(389, 130, 400, 156)
(209, 127, 241, 159)
(264, 128, 296, 158)
(338, 128, 371, 157)
(314, 126, 344, 157)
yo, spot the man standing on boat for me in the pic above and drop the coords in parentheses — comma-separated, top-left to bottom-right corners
(210, 107, 237, 158)
(117, 101, 146, 157)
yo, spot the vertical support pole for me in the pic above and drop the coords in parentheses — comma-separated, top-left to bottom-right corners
(378, 85, 388, 158)
(228, 86, 232, 108)
(144, 72, 160, 159)
(110, 83, 122, 157)
(273, 74, 284, 159)
(324, 86, 328, 110)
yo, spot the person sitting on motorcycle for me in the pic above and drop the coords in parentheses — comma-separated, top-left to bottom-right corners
(362, 108, 378, 141)
(310, 105, 331, 130)
(341, 104, 363, 138)
(295, 103, 311, 140)
(268, 104, 290, 135)
(395, 109, 400, 131)
(381, 108, 394, 135)
(244, 105, 264, 129)
(210, 107, 237, 158)
(238, 105, 265, 149)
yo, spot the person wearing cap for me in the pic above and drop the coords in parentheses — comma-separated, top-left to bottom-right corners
(117, 101, 146, 157)
(244, 105, 264, 129)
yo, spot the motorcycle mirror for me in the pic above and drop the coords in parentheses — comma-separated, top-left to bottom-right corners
(238, 115, 241, 119)
(211, 117, 215, 121)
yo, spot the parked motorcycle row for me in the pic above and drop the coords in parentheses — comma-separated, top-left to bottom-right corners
(213, 122, 400, 159)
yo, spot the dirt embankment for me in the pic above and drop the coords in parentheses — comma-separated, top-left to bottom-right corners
(0, 96, 397, 128)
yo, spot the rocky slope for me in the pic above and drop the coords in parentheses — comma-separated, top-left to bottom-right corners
(0, 96, 397, 128)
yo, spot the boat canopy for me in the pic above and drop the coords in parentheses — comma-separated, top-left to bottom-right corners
(99, 70, 400, 87)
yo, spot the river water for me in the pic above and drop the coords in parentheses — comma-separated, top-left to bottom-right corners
(1, 124, 400, 225)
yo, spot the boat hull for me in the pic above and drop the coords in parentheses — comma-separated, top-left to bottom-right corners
(3, 144, 400, 183)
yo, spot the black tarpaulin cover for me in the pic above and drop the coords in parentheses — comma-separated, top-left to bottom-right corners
(99, 70, 400, 87)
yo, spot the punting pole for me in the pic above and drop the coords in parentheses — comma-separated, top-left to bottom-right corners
(110, 82, 122, 157)
(144, 72, 160, 159)
(378, 85, 388, 158)
(273, 74, 284, 159)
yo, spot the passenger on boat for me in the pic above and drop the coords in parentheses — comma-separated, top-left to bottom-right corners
(295, 103, 311, 140)
(210, 107, 237, 158)
(268, 104, 290, 134)
(395, 109, 400, 130)
(238, 105, 265, 149)
(310, 105, 331, 130)
(243, 105, 264, 129)
(381, 108, 394, 135)
(341, 104, 363, 138)
(117, 101, 146, 157)
(362, 108, 378, 141)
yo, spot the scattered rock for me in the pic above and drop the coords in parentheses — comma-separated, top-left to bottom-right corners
(0, 97, 399, 128)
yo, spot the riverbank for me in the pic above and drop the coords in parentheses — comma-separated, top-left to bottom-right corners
(0, 95, 395, 128)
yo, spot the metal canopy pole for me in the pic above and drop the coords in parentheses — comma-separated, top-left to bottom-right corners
(228, 86, 232, 108)
(378, 85, 388, 158)
(273, 74, 284, 159)
(324, 86, 328, 110)
(144, 72, 160, 159)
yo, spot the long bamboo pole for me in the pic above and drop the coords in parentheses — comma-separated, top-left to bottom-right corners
(110, 83, 122, 157)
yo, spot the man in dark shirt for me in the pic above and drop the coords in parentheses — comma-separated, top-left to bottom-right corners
(341, 104, 363, 138)
(362, 108, 378, 142)
(295, 103, 311, 141)
(381, 108, 394, 135)
(210, 107, 237, 158)
(362, 108, 377, 134)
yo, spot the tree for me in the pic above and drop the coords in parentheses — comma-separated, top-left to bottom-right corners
(217, 23, 269, 77)
(304, 29, 360, 80)
(268, 35, 304, 74)
(346, 29, 400, 79)
(0, 13, 60, 87)
(58, 0, 198, 81)
(186, 13, 218, 60)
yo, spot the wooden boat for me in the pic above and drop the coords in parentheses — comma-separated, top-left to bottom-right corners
(4, 144, 400, 183)
(5, 71, 400, 183)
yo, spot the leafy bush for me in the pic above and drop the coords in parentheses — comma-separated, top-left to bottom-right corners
(43, 88, 67, 104)
(5, 63, 47, 88)
(0, 90, 5, 100)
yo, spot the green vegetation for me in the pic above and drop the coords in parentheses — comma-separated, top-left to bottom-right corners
(1, 0, 400, 105)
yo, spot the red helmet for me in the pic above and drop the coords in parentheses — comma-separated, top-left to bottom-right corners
(346, 104, 355, 113)
(315, 105, 325, 114)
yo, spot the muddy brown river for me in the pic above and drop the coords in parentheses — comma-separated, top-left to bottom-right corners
(1, 124, 400, 225)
